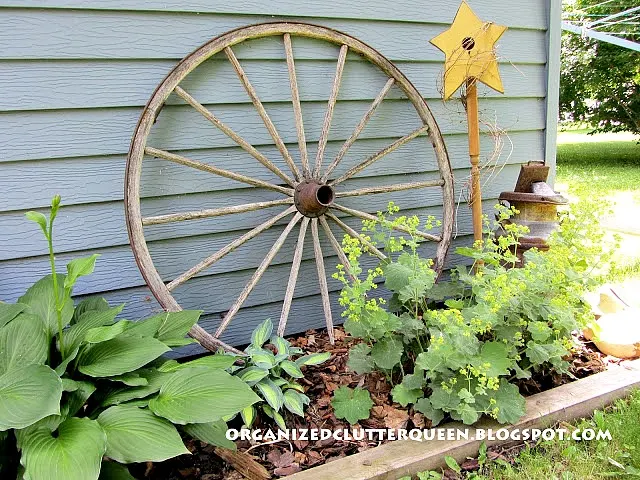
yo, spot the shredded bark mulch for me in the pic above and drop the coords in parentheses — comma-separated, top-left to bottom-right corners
(140, 327, 609, 480)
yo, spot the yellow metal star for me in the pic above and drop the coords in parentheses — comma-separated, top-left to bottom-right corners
(430, 1, 507, 100)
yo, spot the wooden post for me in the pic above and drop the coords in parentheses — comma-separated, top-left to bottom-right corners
(465, 78, 483, 245)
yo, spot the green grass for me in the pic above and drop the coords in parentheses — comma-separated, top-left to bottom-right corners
(556, 129, 640, 197)
(476, 390, 640, 479)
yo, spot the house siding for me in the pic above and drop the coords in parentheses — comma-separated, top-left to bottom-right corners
(0, 1, 559, 346)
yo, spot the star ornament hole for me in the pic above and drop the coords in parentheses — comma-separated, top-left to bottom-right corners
(462, 37, 476, 51)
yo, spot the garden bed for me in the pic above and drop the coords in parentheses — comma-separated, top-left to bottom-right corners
(141, 325, 617, 480)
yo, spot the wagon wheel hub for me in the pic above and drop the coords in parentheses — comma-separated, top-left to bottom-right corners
(294, 180, 335, 218)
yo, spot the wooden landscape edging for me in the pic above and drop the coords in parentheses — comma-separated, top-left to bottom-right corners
(285, 359, 640, 480)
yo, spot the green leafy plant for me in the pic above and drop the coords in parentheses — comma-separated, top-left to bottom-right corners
(334, 200, 609, 427)
(0, 197, 260, 480)
(232, 318, 330, 429)
(331, 386, 374, 425)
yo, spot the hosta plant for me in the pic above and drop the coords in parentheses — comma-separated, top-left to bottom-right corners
(0, 196, 260, 480)
(232, 318, 330, 429)
(334, 201, 609, 426)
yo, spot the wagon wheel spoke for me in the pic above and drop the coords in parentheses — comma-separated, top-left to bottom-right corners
(190, 324, 244, 355)
(325, 211, 387, 260)
(331, 203, 442, 242)
(224, 47, 302, 181)
(311, 219, 335, 344)
(284, 33, 311, 179)
(319, 215, 357, 282)
(335, 179, 445, 198)
(313, 44, 348, 178)
(145, 146, 294, 196)
(321, 77, 395, 182)
(173, 86, 295, 187)
(278, 217, 310, 336)
(142, 198, 294, 226)
(214, 213, 303, 338)
(329, 125, 430, 186)
(166, 206, 297, 291)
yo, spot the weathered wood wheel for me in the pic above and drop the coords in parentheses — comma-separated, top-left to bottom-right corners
(125, 22, 455, 354)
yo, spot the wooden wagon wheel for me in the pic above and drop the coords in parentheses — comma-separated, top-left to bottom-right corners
(125, 22, 455, 354)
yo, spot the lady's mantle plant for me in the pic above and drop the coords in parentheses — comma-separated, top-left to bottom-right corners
(0, 196, 260, 480)
(333, 201, 609, 426)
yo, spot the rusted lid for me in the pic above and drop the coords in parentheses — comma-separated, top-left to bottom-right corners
(499, 191, 569, 205)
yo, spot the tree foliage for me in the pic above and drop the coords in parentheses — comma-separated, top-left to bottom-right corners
(561, 0, 640, 134)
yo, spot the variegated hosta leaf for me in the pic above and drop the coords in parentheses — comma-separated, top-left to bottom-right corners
(241, 405, 257, 427)
(20, 417, 106, 480)
(235, 366, 269, 385)
(0, 364, 62, 431)
(149, 368, 260, 425)
(295, 352, 331, 367)
(280, 360, 304, 379)
(283, 390, 308, 417)
(97, 405, 188, 463)
(256, 378, 284, 411)
(182, 419, 236, 450)
(250, 318, 273, 348)
(262, 405, 286, 430)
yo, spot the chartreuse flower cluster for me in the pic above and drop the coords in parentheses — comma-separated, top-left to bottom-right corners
(332, 199, 611, 427)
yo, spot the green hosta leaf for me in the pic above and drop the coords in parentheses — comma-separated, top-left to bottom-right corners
(18, 274, 74, 337)
(158, 354, 236, 372)
(527, 321, 552, 342)
(98, 462, 136, 480)
(84, 320, 131, 344)
(149, 368, 260, 424)
(280, 360, 304, 378)
(73, 297, 110, 323)
(262, 405, 286, 430)
(251, 318, 273, 347)
(0, 364, 62, 430)
(106, 372, 149, 387)
(241, 406, 257, 427)
(65, 380, 96, 418)
(77, 336, 170, 377)
(63, 305, 124, 353)
(20, 417, 106, 480)
(25, 211, 48, 236)
(0, 302, 26, 328)
(391, 384, 422, 407)
(347, 343, 375, 374)
(65, 254, 100, 290)
(155, 310, 202, 343)
(295, 351, 331, 367)
(331, 386, 373, 425)
(182, 420, 236, 450)
(371, 336, 403, 370)
(490, 380, 526, 424)
(0, 313, 48, 375)
(99, 369, 170, 407)
(283, 390, 308, 417)
(256, 378, 284, 411)
(97, 405, 188, 463)
(161, 337, 198, 347)
(414, 398, 445, 426)
(476, 341, 513, 377)
(235, 366, 269, 385)
(123, 315, 164, 338)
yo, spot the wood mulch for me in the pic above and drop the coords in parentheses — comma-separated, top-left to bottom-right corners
(140, 328, 608, 480)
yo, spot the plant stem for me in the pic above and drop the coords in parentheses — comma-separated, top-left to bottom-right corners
(47, 221, 65, 357)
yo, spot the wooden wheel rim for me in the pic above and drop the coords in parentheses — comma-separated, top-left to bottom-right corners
(125, 22, 455, 352)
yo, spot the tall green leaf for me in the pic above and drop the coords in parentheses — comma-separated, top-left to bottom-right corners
(149, 368, 260, 425)
(84, 320, 132, 344)
(65, 255, 100, 290)
(72, 297, 111, 323)
(0, 302, 26, 329)
(97, 405, 189, 463)
(157, 354, 236, 373)
(20, 417, 106, 480)
(18, 274, 74, 337)
(251, 318, 273, 347)
(63, 305, 124, 353)
(0, 365, 62, 431)
(155, 310, 202, 342)
(0, 313, 48, 375)
(77, 336, 170, 377)
(182, 420, 236, 450)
